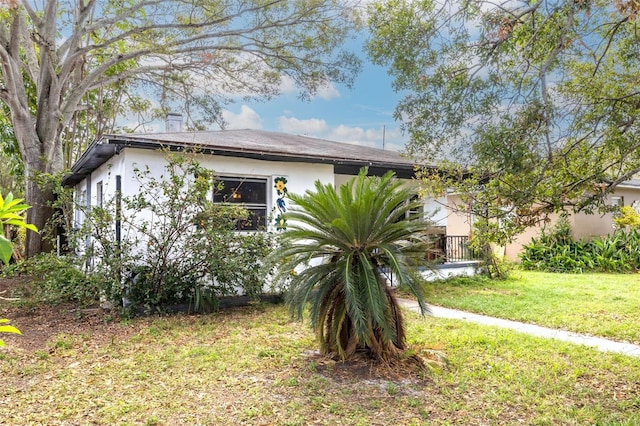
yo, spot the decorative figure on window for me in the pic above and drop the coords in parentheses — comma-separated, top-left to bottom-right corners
(274, 177, 288, 230)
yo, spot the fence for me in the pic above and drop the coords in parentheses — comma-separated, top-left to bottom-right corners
(429, 235, 482, 263)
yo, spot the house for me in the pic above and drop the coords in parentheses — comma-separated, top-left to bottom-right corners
(502, 180, 640, 260)
(63, 128, 422, 224)
(64, 126, 640, 269)
(63, 128, 478, 263)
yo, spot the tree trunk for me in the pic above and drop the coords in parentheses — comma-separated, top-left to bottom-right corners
(11, 117, 63, 258)
(24, 177, 56, 257)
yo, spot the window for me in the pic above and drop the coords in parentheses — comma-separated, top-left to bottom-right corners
(396, 195, 423, 222)
(96, 181, 103, 208)
(611, 196, 624, 207)
(213, 176, 268, 230)
(75, 189, 86, 227)
(407, 195, 423, 219)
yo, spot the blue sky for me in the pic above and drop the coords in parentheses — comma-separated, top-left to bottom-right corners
(219, 38, 409, 153)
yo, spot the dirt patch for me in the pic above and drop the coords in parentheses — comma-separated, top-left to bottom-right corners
(0, 275, 137, 353)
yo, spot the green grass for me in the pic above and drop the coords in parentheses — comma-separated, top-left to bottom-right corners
(2, 304, 640, 425)
(423, 270, 640, 342)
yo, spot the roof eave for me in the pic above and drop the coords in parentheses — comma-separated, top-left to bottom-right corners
(62, 135, 421, 186)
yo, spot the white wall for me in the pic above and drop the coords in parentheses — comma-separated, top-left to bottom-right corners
(424, 196, 448, 227)
(78, 148, 336, 232)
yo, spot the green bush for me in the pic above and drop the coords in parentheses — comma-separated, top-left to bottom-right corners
(520, 219, 640, 273)
(71, 153, 277, 315)
(5, 253, 101, 305)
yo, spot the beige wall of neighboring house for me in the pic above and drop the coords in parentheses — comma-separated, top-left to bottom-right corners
(571, 186, 640, 240)
(445, 194, 473, 236)
(504, 216, 555, 260)
(502, 185, 640, 260)
(440, 184, 640, 261)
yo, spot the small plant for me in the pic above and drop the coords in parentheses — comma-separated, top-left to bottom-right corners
(276, 169, 432, 362)
(0, 319, 21, 346)
(614, 205, 640, 230)
(385, 382, 399, 395)
(0, 192, 37, 265)
(0, 192, 35, 347)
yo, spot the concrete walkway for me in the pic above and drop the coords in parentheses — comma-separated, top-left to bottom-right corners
(398, 299, 640, 358)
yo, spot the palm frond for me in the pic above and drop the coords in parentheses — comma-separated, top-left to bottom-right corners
(273, 167, 433, 361)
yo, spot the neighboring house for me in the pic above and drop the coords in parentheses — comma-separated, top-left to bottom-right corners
(503, 181, 640, 260)
(62, 128, 473, 263)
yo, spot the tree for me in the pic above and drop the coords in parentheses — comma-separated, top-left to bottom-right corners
(0, 0, 361, 256)
(276, 169, 431, 362)
(366, 0, 640, 244)
(73, 152, 276, 314)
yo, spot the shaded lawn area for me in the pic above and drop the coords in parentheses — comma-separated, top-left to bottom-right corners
(1, 304, 640, 425)
(424, 270, 640, 343)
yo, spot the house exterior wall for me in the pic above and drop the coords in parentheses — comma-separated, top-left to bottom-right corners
(571, 188, 640, 240)
(445, 194, 473, 236)
(334, 173, 352, 188)
(76, 148, 337, 230)
(424, 196, 448, 228)
(502, 188, 640, 260)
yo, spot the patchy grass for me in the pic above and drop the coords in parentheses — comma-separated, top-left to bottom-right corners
(423, 271, 640, 343)
(1, 304, 640, 425)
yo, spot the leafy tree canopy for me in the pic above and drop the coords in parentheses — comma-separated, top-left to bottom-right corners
(367, 0, 640, 243)
(0, 0, 362, 256)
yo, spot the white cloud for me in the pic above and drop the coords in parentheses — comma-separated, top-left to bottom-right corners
(222, 105, 263, 130)
(328, 125, 404, 151)
(279, 75, 298, 95)
(329, 125, 369, 145)
(276, 114, 408, 151)
(314, 82, 341, 100)
(278, 116, 329, 135)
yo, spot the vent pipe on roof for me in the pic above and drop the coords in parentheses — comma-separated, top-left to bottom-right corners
(165, 113, 183, 132)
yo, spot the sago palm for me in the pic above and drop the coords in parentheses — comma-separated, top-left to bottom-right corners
(277, 169, 431, 362)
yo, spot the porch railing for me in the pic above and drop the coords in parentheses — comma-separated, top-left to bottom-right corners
(428, 235, 482, 263)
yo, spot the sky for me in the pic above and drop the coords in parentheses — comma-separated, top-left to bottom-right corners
(217, 37, 409, 153)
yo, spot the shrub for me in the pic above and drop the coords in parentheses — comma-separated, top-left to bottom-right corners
(520, 218, 640, 273)
(275, 169, 431, 362)
(71, 153, 277, 315)
(614, 205, 640, 230)
(4, 253, 101, 306)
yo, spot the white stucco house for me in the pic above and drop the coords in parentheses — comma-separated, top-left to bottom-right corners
(62, 128, 483, 278)
(63, 129, 438, 226)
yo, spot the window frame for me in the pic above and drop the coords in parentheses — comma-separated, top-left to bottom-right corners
(611, 196, 624, 208)
(212, 175, 269, 231)
(96, 180, 103, 208)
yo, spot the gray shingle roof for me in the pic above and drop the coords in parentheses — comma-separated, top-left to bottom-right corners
(63, 129, 422, 186)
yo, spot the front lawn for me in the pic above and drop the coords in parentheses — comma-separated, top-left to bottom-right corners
(424, 270, 640, 343)
(2, 304, 640, 425)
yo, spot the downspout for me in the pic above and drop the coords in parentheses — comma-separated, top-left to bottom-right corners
(115, 175, 128, 308)
(85, 175, 92, 256)
(115, 175, 121, 252)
